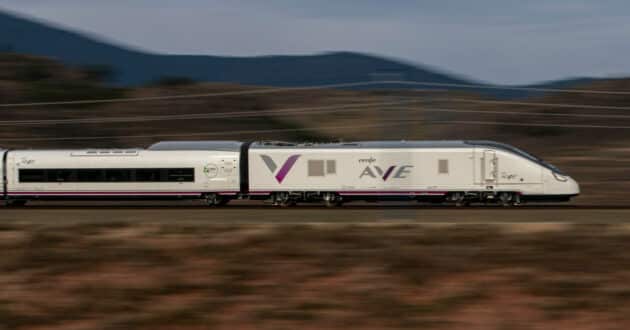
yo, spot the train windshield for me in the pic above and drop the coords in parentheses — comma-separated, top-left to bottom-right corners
(467, 141, 565, 175)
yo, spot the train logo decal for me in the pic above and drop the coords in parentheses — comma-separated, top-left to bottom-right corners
(203, 164, 219, 178)
(18, 157, 35, 166)
(359, 164, 414, 181)
(260, 154, 301, 183)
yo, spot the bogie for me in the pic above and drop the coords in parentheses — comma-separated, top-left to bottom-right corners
(323, 192, 343, 207)
(205, 193, 230, 207)
(271, 192, 297, 207)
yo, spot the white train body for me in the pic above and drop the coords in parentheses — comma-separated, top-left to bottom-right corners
(248, 141, 579, 203)
(4, 142, 241, 199)
(0, 140, 579, 206)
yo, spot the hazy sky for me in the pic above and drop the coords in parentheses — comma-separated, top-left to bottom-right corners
(1, 0, 629, 84)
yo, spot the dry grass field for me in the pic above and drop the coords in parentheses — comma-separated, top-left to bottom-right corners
(2, 223, 630, 329)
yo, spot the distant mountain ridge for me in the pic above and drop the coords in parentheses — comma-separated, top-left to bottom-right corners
(0, 10, 474, 87)
(0, 10, 601, 96)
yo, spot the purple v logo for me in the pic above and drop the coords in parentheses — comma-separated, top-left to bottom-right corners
(260, 154, 301, 183)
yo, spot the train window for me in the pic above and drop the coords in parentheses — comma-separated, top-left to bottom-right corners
(19, 169, 47, 182)
(135, 169, 162, 182)
(48, 169, 75, 182)
(308, 160, 325, 177)
(104, 169, 131, 182)
(326, 160, 336, 174)
(18, 168, 193, 183)
(78, 169, 105, 182)
(166, 168, 194, 182)
(438, 159, 449, 174)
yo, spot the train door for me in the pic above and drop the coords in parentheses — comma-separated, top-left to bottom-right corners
(480, 150, 498, 187)
(219, 158, 238, 186)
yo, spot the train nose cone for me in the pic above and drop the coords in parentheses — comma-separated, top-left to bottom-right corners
(568, 177, 580, 196)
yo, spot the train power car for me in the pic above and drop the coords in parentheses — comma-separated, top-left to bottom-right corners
(246, 140, 580, 206)
(0, 140, 579, 207)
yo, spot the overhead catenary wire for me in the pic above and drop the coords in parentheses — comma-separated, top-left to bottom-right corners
(0, 81, 388, 108)
(397, 80, 630, 95)
(2, 79, 630, 141)
(386, 107, 630, 120)
(5, 119, 630, 142)
(0, 100, 421, 126)
(433, 97, 630, 111)
(7, 94, 630, 113)
(3, 100, 630, 127)
(2, 79, 630, 108)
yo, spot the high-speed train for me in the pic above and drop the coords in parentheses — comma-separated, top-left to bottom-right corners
(0, 140, 579, 207)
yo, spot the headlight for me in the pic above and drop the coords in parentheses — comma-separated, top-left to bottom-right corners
(552, 172, 569, 182)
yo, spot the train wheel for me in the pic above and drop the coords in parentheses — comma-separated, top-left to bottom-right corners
(498, 192, 514, 207)
(325, 199, 342, 208)
(323, 193, 342, 208)
(451, 193, 468, 207)
(205, 193, 224, 207)
(272, 192, 295, 207)
(512, 194, 522, 207)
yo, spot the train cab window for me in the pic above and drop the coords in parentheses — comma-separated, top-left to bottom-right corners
(19, 169, 47, 182)
(438, 159, 449, 174)
(166, 168, 194, 182)
(135, 169, 162, 182)
(104, 169, 131, 182)
(78, 169, 105, 182)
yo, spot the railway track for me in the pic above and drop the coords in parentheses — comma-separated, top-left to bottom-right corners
(1, 203, 628, 210)
(2, 202, 630, 225)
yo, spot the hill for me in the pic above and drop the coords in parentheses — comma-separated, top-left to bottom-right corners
(0, 10, 474, 88)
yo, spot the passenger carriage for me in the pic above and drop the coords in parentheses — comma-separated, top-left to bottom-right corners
(2, 141, 242, 206)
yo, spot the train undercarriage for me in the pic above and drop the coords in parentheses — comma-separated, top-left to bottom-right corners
(3, 191, 576, 207)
